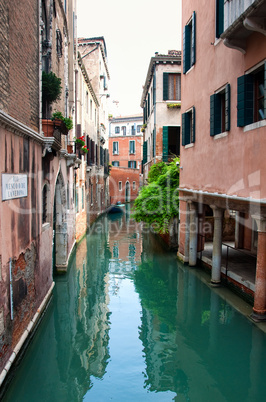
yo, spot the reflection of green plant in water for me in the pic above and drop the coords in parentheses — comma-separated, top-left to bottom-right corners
(201, 310, 210, 325)
(201, 304, 234, 325)
(134, 260, 177, 331)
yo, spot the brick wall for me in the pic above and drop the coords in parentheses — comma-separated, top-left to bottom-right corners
(109, 167, 141, 204)
(0, 0, 39, 131)
(109, 135, 142, 168)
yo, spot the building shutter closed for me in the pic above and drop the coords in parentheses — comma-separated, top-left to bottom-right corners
(143, 140, 147, 164)
(163, 73, 169, 100)
(191, 11, 196, 67)
(225, 83, 231, 132)
(162, 126, 168, 162)
(237, 74, 253, 127)
(210, 93, 221, 136)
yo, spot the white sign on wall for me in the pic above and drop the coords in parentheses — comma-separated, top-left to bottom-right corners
(2, 174, 28, 201)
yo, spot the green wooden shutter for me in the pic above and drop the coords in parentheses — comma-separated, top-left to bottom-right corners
(182, 113, 191, 146)
(225, 83, 231, 132)
(143, 106, 146, 124)
(153, 72, 156, 105)
(216, 0, 224, 38)
(237, 74, 253, 127)
(163, 73, 169, 100)
(143, 140, 147, 164)
(148, 93, 150, 116)
(153, 128, 156, 157)
(128, 161, 130, 168)
(192, 107, 196, 143)
(191, 11, 196, 67)
(210, 93, 221, 136)
(162, 126, 168, 162)
(183, 25, 191, 74)
(134, 161, 136, 169)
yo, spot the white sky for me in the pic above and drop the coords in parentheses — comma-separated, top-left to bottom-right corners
(77, 0, 182, 117)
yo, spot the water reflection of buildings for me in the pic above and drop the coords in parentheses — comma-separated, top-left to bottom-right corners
(53, 220, 111, 401)
(108, 210, 143, 274)
(135, 254, 266, 401)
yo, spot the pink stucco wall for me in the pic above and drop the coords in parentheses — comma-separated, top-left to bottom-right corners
(180, 1, 266, 200)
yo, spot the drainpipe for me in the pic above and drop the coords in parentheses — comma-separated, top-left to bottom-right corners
(9, 258, 13, 320)
(153, 68, 156, 164)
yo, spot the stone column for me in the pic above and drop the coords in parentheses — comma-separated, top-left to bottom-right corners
(251, 215, 266, 321)
(188, 202, 198, 266)
(211, 206, 223, 285)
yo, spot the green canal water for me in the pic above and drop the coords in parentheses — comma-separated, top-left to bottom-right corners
(3, 209, 266, 401)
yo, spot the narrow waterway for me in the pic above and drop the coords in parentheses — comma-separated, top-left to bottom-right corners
(3, 207, 266, 401)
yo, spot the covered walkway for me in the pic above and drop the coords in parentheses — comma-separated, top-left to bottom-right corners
(199, 242, 256, 295)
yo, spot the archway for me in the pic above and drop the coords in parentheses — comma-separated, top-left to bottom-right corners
(53, 170, 68, 273)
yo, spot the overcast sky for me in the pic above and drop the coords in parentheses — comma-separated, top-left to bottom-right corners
(77, 0, 182, 117)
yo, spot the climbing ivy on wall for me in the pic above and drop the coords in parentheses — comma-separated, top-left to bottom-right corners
(133, 158, 180, 233)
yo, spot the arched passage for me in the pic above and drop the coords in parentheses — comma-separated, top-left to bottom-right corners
(53, 170, 68, 273)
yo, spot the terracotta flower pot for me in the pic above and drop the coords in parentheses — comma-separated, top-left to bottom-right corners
(67, 145, 73, 154)
(42, 119, 54, 137)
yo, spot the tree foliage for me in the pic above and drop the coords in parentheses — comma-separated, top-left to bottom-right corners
(133, 158, 180, 233)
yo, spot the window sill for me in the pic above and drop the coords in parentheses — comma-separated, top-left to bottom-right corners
(213, 131, 229, 140)
(184, 65, 194, 75)
(243, 120, 266, 133)
(184, 143, 194, 149)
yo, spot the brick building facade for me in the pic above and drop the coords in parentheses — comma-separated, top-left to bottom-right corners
(109, 115, 143, 204)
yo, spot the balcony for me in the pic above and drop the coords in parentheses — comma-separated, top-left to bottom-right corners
(221, 0, 266, 53)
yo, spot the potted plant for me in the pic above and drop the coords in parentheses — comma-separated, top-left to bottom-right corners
(74, 136, 86, 147)
(81, 145, 89, 154)
(51, 111, 73, 135)
(42, 71, 62, 137)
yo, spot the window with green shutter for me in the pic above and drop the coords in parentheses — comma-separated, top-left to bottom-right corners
(210, 84, 230, 136)
(162, 126, 169, 162)
(182, 107, 195, 146)
(143, 141, 147, 164)
(163, 73, 181, 101)
(153, 72, 156, 105)
(128, 161, 136, 168)
(237, 64, 266, 127)
(183, 11, 196, 74)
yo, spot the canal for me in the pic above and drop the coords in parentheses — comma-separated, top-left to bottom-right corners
(3, 209, 266, 401)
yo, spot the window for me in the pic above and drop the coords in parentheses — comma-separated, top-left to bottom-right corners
(131, 125, 136, 135)
(56, 29, 62, 58)
(237, 63, 266, 127)
(182, 107, 196, 146)
(115, 126, 120, 134)
(163, 73, 181, 101)
(112, 161, 119, 166)
(129, 140, 135, 154)
(128, 161, 136, 168)
(133, 181, 136, 190)
(137, 125, 141, 133)
(119, 181, 122, 191)
(113, 141, 119, 154)
(210, 84, 230, 136)
(183, 11, 196, 74)
(42, 184, 48, 223)
(122, 126, 126, 135)
(216, 0, 224, 39)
